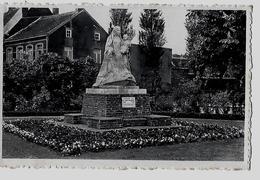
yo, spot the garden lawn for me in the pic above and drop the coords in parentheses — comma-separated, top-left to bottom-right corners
(2, 118, 244, 160)
(2, 132, 244, 161)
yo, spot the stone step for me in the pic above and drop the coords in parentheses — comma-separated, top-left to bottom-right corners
(97, 86, 140, 89)
(80, 117, 123, 129)
(146, 115, 172, 126)
(123, 117, 147, 127)
(65, 114, 172, 129)
(64, 113, 84, 124)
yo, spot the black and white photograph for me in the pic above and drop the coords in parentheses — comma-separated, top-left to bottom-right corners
(0, 3, 252, 169)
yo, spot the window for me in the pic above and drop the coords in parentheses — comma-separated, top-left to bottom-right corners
(26, 44, 34, 60)
(93, 49, 101, 64)
(94, 32, 100, 41)
(16, 46, 24, 60)
(66, 28, 72, 38)
(64, 47, 73, 60)
(35, 43, 44, 59)
(6, 47, 13, 62)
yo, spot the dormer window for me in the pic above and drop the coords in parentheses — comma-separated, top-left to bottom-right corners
(66, 28, 72, 38)
(94, 32, 100, 41)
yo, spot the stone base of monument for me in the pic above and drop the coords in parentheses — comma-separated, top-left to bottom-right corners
(81, 87, 151, 117)
(123, 117, 147, 127)
(64, 113, 84, 124)
(146, 115, 172, 126)
(80, 116, 123, 129)
(64, 86, 171, 129)
(77, 115, 171, 129)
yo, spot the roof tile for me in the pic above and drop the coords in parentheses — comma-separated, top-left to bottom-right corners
(4, 8, 19, 25)
(5, 11, 78, 42)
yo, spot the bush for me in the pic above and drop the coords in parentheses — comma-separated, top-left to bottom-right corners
(3, 92, 17, 111)
(200, 91, 230, 109)
(152, 111, 244, 120)
(150, 78, 202, 113)
(150, 79, 244, 116)
(3, 111, 80, 117)
(3, 54, 99, 112)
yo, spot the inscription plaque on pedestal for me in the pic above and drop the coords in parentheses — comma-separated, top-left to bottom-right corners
(122, 97, 136, 108)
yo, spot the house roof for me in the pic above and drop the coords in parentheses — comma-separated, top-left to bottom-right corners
(5, 10, 81, 43)
(4, 8, 19, 25)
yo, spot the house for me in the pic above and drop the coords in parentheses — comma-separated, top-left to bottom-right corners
(4, 8, 108, 63)
(4, 7, 54, 39)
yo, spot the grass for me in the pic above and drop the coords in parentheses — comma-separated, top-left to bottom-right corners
(2, 117, 244, 161)
(2, 132, 244, 160)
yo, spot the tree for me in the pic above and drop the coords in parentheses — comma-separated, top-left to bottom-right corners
(139, 9, 166, 66)
(3, 54, 99, 111)
(185, 10, 246, 111)
(108, 9, 133, 37)
(185, 10, 246, 82)
(174, 78, 202, 113)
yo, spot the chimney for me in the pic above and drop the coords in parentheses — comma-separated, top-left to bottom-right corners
(22, 8, 28, 17)
(76, 8, 84, 12)
(52, 8, 59, 15)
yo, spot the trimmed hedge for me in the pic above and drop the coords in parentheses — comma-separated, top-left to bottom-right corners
(152, 111, 244, 120)
(3, 111, 80, 117)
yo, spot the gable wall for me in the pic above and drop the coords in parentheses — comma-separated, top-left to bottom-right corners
(71, 12, 108, 60)
(48, 24, 67, 56)
(47, 11, 108, 61)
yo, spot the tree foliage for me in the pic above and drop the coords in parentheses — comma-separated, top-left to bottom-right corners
(184, 10, 246, 112)
(108, 9, 133, 37)
(139, 9, 166, 48)
(3, 54, 99, 112)
(139, 9, 166, 67)
(173, 78, 202, 113)
(185, 10, 246, 82)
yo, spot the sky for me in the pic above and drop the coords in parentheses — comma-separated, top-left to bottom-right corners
(60, 5, 188, 55)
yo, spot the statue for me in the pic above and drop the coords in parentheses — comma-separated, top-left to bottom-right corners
(93, 26, 136, 87)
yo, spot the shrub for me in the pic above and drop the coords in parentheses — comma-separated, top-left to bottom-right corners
(3, 54, 99, 112)
(200, 91, 231, 109)
(152, 111, 244, 120)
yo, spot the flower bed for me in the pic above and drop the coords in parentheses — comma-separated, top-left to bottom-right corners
(3, 119, 244, 156)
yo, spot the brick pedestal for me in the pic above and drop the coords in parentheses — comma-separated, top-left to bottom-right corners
(82, 87, 151, 117)
(64, 86, 171, 129)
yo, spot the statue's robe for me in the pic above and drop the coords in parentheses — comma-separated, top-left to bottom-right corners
(93, 32, 136, 87)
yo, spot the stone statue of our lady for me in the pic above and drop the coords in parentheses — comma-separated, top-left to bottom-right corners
(93, 26, 136, 87)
